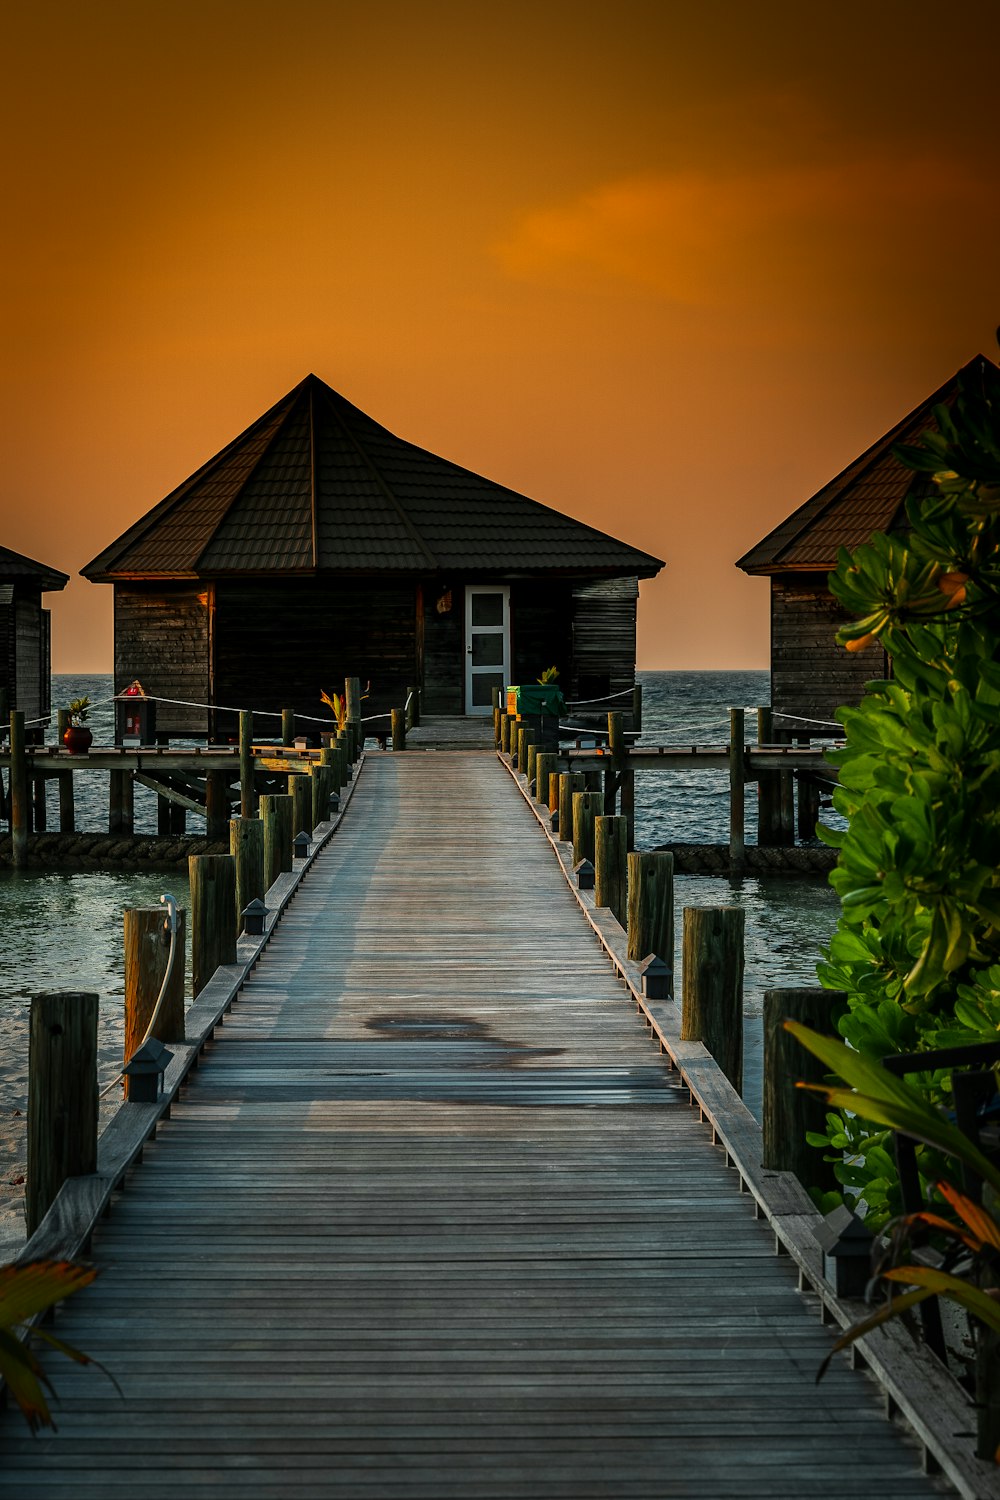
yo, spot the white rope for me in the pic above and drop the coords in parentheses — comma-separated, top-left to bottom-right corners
(771, 711, 844, 729)
(100, 892, 180, 1100)
(562, 688, 634, 707)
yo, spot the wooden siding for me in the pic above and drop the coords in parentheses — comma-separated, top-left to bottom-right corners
(770, 576, 886, 725)
(14, 596, 42, 724)
(422, 579, 463, 714)
(510, 580, 573, 689)
(0, 588, 12, 709)
(570, 577, 638, 701)
(115, 585, 211, 735)
(213, 579, 417, 729)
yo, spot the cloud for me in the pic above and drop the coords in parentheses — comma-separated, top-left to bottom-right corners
(494, 156, 997, 320)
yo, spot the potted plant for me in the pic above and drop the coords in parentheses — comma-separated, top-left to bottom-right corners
(63, 696, 93, 754)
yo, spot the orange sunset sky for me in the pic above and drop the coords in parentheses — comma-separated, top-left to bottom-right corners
(3, 0, 999, 673)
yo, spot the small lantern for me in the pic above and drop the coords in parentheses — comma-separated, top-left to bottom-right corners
(550, 809, 559, 832)
(123, 1038, 172, 1104)
(293, 831, 311, 858)
(242, 898, 267, 936)
(574, 858, 595, 890)
(816, 1204, 874, 1298)
(115, 680, 156, 747)
(329, 792, 341, 814)
(640, 955, 672, 1000)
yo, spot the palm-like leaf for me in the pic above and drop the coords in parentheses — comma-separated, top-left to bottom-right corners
(0, 1260, 97, 1431)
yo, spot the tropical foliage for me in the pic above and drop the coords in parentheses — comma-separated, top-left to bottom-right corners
(814, 358, 1000, 1228)
(0, 1260, 98, 1430)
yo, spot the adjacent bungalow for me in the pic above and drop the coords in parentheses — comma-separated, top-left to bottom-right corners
(82, 375, 664, 736)
(0, 545, 69, 735)
(736, 354, 994, 726)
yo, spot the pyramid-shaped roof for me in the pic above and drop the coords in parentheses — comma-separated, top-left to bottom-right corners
(0, 544, 69, 591)
(83, 376, 664, 581)
(736, 355, 995, 575)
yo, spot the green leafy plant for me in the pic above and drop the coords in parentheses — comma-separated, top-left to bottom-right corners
(537, 666, 560, 685)
(320, 682, 370, 730)
(815, 359, 1000, 1227)
(66, 696, 90, 726)
(0, 1260, 99, 1430)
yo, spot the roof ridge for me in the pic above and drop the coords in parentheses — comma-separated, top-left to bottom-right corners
(82, 385, 302, 578)
(736, 355, 993, 574)
(316, 383, 439, 570)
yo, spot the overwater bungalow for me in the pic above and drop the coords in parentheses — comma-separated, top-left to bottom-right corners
(82, 375, 663, 737)
(0, 544, 69, 737)
(736, 353, 996, 726)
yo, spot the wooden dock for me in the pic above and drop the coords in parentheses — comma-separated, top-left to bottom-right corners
(0, 754, 949, 1497)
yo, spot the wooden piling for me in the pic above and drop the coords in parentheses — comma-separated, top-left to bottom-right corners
(205, 769, 227, 840)
(261, 793, 294, 890)
(778, 725, 795, 844)
(797, 736, 821, 840)
(526, 740, 538, 786)
(312, 764, 333, 824)
(189, 853, 238, 998)
(534, 752, 557, 808)
(548, 763, 561, 819)
(500, 714, 513, 755)
(626, 850, 674, 968)
(558, 772, 586, 844)
(109, 768, 133, 834)
(26, 991, 98, 1236)
(595, 814, 628, 927)
(32, 771, 46, 832)
(281, 709, 295, 747)
(572, 790, 604, 868)
(231, 816, 265, 930)
(762, 987, 848, 1192)
(124, 907, 186, 1097)
(517, 726, 534, 775)
(729, 707, 746, 873)
(288, 773, 313, 838)
(681, 906, 744, 1092)
(56, 708, 75, 832)
(345, 677, 362, 758)
(391, 708, 405, 752)
(9, 710, 28, 869)
(632, 681, 643, 734)
(492, 687, 502, 747)
(239, 709, 255, 818)
(757, 707, 782, 847)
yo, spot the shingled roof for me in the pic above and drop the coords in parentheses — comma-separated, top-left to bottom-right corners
(83, 376, 664, 581)
(736, 355, 995, 575)
(0, 544, 69, 591)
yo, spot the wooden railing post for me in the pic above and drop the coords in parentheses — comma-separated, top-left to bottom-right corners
(345, 677, 362, 759)
(526, 739, 539, 787)
(572, 790, 604, 868)
(557, 772, 585, 842)
(9, 710, 28, 869)
(534, 752, 557, 809)
(797, 735, 820, 840)
(594, 814, 628, 927)
(261, 793, 293, 890)
(757, 707, 781, 847)
(281, 709, 295, 748)
(681, 907, 744, 1092)
(391, 708, 405, 752)
(288, 773, 312, 839)
(189, 853, 238, 998)
(631, 681, 643, 734)
(56, 707, 75, 832)
(492, 686, 502, 747)
(312, 764, 333, 824)
(500, 714, 512, 755)
(205, 769, 227, 840)
(27, 991, 98, 1236)
(239, 709, 255, 818)
(763, 988, 848, 1193)
(231, 815, 265, 931)
(729, 707, 746, 873)
(626, 851, 674, 971)
(124, 908, 186, 1096)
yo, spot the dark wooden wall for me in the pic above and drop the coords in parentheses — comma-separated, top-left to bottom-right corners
(569, 578, 638, 702)
(770, 576, 887, 725)
(510, 581, 574, 690)
(0, 585, 49, 728)
(115, 585, 211, 735)
(422, 580, 462, 714)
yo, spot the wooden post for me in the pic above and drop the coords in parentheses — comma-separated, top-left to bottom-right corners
(391, 708, 405, 752)
(261, 792, 294, 890)
(626, 851, 674, 969)
(9, 710, 28, 869)
(756, 707, 781, 847)
(762, 987, 848, 1192)
(548, 763, 561, 819)
(32, 770, 47, 832)
(56, 708, 75, 832)
(231, 816, 265, 931)
(345, 677, 362, 759)
(26, 991, 98, 1236)
(595, 814, 628, 927)
(632, 681, 643, 734)
(239, 709, 255, 818)
(517, 726, 534, 775)
(729, 707, 746, 873)
(312, 764, 333, 824)
(333, 744, 348, 790)
(109, 769, 126, 834)
(288, 773, 312, 838)
(189, 854, 238, 998)
(681, 907, 744, 1092)
(492, 686, 502, 747)
(526, 740, 538, 786)
(408, 685, 420, 728)
(281, 709, 295, 747)
(778, 724, 795, 845)
(124, 908, 186, 1097)
(158, 794, 172, 835)
(572, 790, 604, 868)
(558, 772, 586, 843)
(337, 729, 353, 774)
(797, 735, 820, 840)
(205, 770, 227, 840)
(500, 714, 512, 754)
(534, 752, 557, 808)
(169, 801, 186, 835)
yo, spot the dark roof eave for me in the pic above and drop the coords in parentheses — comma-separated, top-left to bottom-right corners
(88, 559, 664, 584)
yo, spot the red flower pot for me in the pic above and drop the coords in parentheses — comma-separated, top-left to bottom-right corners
(63, 725, 93, 754)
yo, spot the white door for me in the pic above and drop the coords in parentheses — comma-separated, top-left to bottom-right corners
(464, 585, 510, 715)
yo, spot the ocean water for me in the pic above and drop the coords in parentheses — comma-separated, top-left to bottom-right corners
(0, 672, 842, 1157)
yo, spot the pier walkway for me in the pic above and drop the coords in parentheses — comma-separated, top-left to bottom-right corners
(1, 754, 942, 1497)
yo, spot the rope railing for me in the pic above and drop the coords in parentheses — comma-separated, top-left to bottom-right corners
(100, 892, 180, 1099)
(562, 688, 634, 707)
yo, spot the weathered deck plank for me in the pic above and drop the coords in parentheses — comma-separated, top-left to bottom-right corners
(0, 754, 945, 1497)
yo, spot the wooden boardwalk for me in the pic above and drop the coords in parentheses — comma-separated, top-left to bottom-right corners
(1, 755, 944, 1498)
